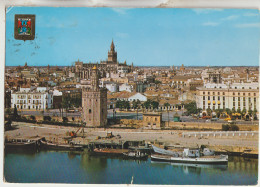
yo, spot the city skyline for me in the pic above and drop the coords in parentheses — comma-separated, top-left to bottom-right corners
(6, 7, 260, 67)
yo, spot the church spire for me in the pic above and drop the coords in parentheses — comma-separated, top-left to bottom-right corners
(110, 39, 115, 52)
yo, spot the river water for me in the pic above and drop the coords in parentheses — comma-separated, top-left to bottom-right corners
(4, 150, 258, 185)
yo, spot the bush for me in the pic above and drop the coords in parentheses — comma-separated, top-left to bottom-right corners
(222, 124, 230, 131)
(230, 124, 239, 131)
(30, 115, 36, 120)
(63, 117, 68, 123)
(43, 116, 52, 121)
(222, 124, 239, 131)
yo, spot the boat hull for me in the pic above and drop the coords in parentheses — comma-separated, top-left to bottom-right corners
(151, 154, 228, 165)
(4, 141, 38, 150)
(40, 140, 83, 151)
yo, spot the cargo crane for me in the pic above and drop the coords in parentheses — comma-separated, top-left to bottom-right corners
(68, 126, 85, 139)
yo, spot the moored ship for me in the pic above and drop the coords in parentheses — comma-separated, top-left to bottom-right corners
(151, 147, 228, 165)
(40, 139, 83, 151)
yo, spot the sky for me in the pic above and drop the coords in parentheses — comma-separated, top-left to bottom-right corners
(5, 7, 260, 67)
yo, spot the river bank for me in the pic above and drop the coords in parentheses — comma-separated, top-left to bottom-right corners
(5, 121, 258, 158)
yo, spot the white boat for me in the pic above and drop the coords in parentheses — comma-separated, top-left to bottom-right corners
(152, 145, 215, 157)
(151, 145, 179, 156)
(151, 148, 228, 165)
(202, 148, 215, 156)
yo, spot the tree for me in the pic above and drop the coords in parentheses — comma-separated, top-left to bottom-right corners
(164, 103, 170, 127)
(143, 99, 152, 109)
(184, 101, 198, 116)
(63, 117, 68, 123)
(248, 109, 253, 116)
(225, 108, 232, 116)
(151, 101, 159, 109)
(206, 108, 212, 116)
(13, 104, 18, 120)
(241, 108, 247, 116)
(236, 108, 241, 114)
(232, 107, 236, 114)
(253, 108, 258, 120)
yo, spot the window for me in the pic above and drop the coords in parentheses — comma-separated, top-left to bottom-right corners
(153, 123, 156, 126)
(213, 92, 215, 95)
(208, 92, 210, 95)
(223, 92, 225, 95)
(243, 93, 245, 96)
(89, 109, 92, 113)
(155, 118, 157, 121)
(218, 92, 220, 95)
(203, 92, 205, 95)
(203, 96, 205, 100)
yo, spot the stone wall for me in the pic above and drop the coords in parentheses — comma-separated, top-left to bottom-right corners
(168, 121, 258, 131)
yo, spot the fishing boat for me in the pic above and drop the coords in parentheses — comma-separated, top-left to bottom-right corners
(40, 139, 83, 151)
(123, 150, 148, 159)
(5, 138, 38, 149)
(151, 148, 228, 165)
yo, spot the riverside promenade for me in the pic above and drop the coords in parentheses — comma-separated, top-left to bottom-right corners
(5, 121, 258, 156)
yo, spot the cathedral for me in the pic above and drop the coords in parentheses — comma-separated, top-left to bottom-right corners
(81, 66, 107, 127)
(75, 40, 133, 79)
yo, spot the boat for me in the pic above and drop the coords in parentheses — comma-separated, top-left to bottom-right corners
(151, 145, 179, 156)
(123, 150, 148, 159)
(152, 145, 215, 157)
(92, 148, 128, 155)
(151, 148, 228, 165)
(40, 139, 83, 151)
(202, 148, 215, 156)
(4, 139, 38, 149)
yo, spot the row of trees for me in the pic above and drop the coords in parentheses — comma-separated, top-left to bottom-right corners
(116, 99, 169, 110)
(206, 107, 258, 118)
(183, 101, 258, 120)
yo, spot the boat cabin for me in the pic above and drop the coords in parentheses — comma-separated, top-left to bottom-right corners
(183, 148, 200, 158)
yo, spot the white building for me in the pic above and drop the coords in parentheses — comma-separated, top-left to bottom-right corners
(128, 93, 147, 102)
(196, 82, 259, 112)
(119, 83, 133, 92)
(106, 83, 118, 92)
(11, 87, 53, 110)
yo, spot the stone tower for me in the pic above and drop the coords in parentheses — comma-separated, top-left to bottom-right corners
(107, 40, 117, 64)
(82, 66, 107, 127)
(209, 71, 222, 84)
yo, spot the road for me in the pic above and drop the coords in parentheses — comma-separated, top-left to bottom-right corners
(18, 109, 257, 125)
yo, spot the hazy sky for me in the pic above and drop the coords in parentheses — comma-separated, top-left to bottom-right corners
(5, 7, 260, 66)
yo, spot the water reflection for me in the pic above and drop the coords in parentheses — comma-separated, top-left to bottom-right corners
(4, 148, 38, 158)
(80, 153, 108, 172)
(151, 160, 228, 175)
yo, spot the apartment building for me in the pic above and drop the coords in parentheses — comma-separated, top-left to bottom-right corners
(11, 87, 53, 110)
